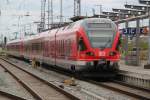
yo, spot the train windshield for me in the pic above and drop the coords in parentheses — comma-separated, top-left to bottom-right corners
(86, 22, 116, 48)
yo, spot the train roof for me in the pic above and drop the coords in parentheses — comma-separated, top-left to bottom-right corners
(72, 18, 114, 26)
(7, 31, 50, 44)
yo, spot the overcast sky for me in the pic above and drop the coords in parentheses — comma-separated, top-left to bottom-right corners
(0, 0, 139, 38)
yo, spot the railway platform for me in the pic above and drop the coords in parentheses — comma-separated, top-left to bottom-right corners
(118, 60, 150, 89)
(119, 60, 150, 76)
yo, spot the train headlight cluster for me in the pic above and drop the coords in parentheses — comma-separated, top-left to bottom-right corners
(109, 51, 116, 56)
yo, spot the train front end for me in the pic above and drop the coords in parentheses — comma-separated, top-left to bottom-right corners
(77, 18, 121, 76)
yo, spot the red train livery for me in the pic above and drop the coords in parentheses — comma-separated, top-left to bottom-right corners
(6, 18, 121, 76)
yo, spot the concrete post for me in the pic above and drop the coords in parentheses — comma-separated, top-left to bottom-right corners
(144, 3, 150, 69)
(136, 19, 140, 66)
(125, 21, 128, 64)
(148, 9, 150, 64)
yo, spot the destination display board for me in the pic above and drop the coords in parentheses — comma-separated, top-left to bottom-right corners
(120, 27, 149, 36)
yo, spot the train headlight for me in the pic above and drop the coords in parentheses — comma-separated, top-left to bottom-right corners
(86, 52, 94, 56)
(109, 51, 116, 56)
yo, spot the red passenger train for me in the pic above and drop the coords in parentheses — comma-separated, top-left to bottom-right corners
(6, 18, 121, 77)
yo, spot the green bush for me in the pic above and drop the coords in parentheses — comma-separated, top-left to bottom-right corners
(140, 42, 148, 50)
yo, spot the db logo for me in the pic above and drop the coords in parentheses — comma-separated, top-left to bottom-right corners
(99, 52, 106, 56)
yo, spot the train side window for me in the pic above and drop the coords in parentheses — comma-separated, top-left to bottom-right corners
(62, 40, 64, 55)
(59, 40, 61, 55)
(61, 40, 63, 56)
(61, 40, 64, 56)
(68, 40, 71, 56)
(65, 40, 67, 56)
(60, 40, 61, 55)
(65, 40, 71, 56)
(58, 40, 59, 55)
(60, 40, 62, 55)
(78, 37, 87, 51)
(25, 44, 27, 52)
(58, 40, 60, 55)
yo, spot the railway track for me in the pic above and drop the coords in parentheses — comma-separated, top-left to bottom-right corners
(45, 63, 150, 100)
(88, 80, 150, 100)
(0, 58, 80, 100)
(0, 90, 26, 100)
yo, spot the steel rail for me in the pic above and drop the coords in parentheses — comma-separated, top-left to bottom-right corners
(87, 80, 150, 100)
(0, 90, 26, 100)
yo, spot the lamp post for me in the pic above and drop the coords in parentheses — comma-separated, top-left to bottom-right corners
(60, 0, 63, 23)
(147, 2, 150, 65)
(136, 18, 140, 66)
(95, 5, 102, 17)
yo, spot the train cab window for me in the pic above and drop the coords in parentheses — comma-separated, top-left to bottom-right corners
(78, 37, 87, 51)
